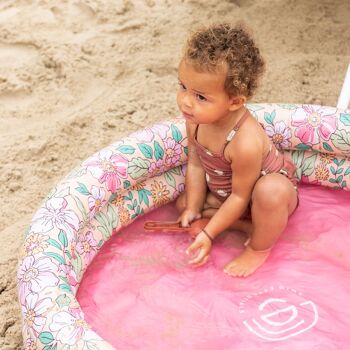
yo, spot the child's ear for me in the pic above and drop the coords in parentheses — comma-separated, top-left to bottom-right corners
(228, 96, 247, 111)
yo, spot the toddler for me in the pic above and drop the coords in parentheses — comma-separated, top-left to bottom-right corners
(176, 23, 298, 277)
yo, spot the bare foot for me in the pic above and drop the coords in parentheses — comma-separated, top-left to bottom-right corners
(224, 245, 270, 278)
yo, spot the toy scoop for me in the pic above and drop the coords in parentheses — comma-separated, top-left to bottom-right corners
(144, 218, 209, 238)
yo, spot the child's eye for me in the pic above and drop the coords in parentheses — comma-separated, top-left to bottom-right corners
(178, 82, 186, 90)
(196, 94, 207, 102)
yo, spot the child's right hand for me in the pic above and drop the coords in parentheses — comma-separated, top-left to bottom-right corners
(186, 231, 212, 267)
(178, 209, 202, 228)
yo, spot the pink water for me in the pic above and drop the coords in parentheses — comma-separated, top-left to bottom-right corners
(77, 184, 350, 349)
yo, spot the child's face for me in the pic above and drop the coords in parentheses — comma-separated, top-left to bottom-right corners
(177, 59, 236, 125)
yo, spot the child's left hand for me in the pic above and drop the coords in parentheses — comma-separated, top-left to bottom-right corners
(186, 231, 212, 267)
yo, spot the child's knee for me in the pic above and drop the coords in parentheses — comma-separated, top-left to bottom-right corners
(252, 176, 289, 210)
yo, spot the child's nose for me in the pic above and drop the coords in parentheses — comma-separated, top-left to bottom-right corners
(182, 94, 192, 108)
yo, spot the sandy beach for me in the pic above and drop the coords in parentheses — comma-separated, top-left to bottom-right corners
(1, 0, 349, 348)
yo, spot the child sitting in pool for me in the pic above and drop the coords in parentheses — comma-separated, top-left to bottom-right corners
(175, 23, 298, 277)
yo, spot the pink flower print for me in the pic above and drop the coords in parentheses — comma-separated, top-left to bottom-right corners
(49, 309, 100, 345)
(88, 186, 106, 217)
(173, 182, 185, 199)
(164, 138, 182, 166)
(265, 121, 292, 149)
(60, 263, 79, 289)
(149, 159, 166, 176)
(75, 231, 97, 264)
(291, 105, 337, 145)
(84, 149, 128, 192)
(18, 256, 59, 303)
(31, 197, 80, 237)
(22, 292, 52, 336)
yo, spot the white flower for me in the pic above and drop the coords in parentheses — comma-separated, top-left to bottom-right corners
(22, 292, 51, 336)
(50, 310, 100, 345)
(88, 185, 106, 217)
(18, 256, 59, 303)
(31, 197, 80, 237)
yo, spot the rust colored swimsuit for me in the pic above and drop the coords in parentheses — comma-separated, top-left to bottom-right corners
(193, 110, 298, 203)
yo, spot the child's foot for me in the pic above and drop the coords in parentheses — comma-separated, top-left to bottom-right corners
(224, 245, 270, 278)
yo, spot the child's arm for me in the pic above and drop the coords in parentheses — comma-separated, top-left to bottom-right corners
(181, 122, 207, 221)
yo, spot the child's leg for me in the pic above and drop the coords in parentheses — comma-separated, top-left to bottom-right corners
(176, 192, 253, 235)
(224, 173, 298, 278)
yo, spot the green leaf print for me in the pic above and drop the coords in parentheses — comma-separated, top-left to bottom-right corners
(123, 180, 131, 189)
(184, 146, 188, 156)
(58, 230, 68, 248)
(138, 189, 151, 206)
(39, 332, 54, 345)
(344, 166, 350, 176)
(164, 171, 176, 189)
(71, 254, 83, 278)
(72, 194, 87, 222)
(117, 145, 136, 154)
(75, 182, 90, 195)
(95, 212, 112, 238)
(59, 283, 72, 293)
(301, 153, 317, 176)
(138, 143, 153, 159)
(264, 111, 275, 125)
(45, 252, 65, 265)
(154, 140, 164, 160)
(128, 158, 150, 179)
(291, 150, 304, 169)
(331, 129, 350, 151)
(169, 166, 181, 176)
(340, 113, 350, 126)
(107, 204, 118, 228)
(322, 142, 334, 152)
(171, 124, 182, 142)
(48, 238, 62, 250)
(295, 143, 312, 151)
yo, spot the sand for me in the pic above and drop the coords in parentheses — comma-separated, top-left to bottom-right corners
(0, 0, 349, 348)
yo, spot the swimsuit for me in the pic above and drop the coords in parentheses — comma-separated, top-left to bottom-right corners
(193, 110, 298, 202)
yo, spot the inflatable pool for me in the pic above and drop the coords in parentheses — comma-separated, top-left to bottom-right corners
(18, 103, 350, 349)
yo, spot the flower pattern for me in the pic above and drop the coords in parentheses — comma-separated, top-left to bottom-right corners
(49, 308, 100, 345)
(265, 120, 292, 149)
(84, 149, 128, 192)
(31, 197, 80, 238)
(76, 231, 98, 265)
(291, 105, 337, 145)
(18, 106, 350, 349)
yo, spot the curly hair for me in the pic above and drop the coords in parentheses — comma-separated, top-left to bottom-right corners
(183, 23, 265, 99)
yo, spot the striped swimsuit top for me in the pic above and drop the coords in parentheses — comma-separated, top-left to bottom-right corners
(193, 110, 297, 201)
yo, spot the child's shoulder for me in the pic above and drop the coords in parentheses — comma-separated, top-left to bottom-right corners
(226, 118, 267, 160)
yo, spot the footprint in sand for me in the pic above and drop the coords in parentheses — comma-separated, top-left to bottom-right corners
(50, 2, 97, 29)
(0, 42, 38, 109)
(0, 42, 38, 68)
(0, 7, 19, 23)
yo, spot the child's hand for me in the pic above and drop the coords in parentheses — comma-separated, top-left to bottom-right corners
(186, 231, 212, 267)
(178, 209, 201, 228)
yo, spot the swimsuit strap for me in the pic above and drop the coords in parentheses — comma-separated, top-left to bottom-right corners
(225, 108, 250, 142)
(194, 108, 250, 157)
